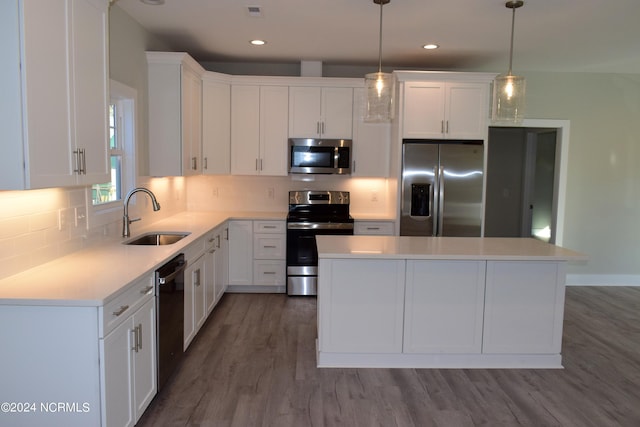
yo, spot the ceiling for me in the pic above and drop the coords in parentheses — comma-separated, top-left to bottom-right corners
(115, 0, 640, 75)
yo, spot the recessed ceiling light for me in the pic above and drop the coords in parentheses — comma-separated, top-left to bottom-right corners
(140, 0, 165, 5)
(422, 44, 439, 50)
(250, 39, 266, 46)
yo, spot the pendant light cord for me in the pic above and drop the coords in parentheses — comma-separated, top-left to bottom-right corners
(377, 0, 384, 73)
(508, 3, 517, 75)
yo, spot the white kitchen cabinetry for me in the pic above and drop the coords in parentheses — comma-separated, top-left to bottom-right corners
(318, 259, 405, 353)
(483, 261, 566, 354)
(252, 221, 286, 288)
(227, 220, 254, 286)
(351, 88, 391, 177)
(203, 231, 217, 315)
(1, 0, 109, 190)
(147, 52, 204, 177)
(203, 225, 227, 314)
(404, 260, 486, 354)
(102, 296, 156, 427)
(184, 253, 205, 349)
(202, 73, 231, 175)
(289, 86, 353, 139)
(402, 81, 489, 140)
(216, 224, 230, 302)
(100, 274, 156, 427)
(354, 221, 395, 235)
(231, 85, 289, 175)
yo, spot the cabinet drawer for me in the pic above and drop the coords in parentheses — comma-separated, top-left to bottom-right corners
(100, 274, 155, 337)
(183, 236, 206, 262)
(354, 221, 395, 235)
(253, 220, 285, 233)
(253, 233, 286, 259)
(253, 260, 286, 286)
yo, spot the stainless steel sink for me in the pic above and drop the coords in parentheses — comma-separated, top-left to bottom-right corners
(124, 232, 190, 246)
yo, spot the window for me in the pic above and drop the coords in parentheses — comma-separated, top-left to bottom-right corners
(89, 80, 136, 222)
(92, 103, 124, 204)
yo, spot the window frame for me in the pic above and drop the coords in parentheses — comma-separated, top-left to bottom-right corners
(88, 80, 137, 228)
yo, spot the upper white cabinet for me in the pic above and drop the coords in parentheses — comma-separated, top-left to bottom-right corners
(0, 0, 109, 190)
(289, 86, 353, 139)
(231, 85, 289, 176)
(147, 52, 204, 177)
(202, 72, 231, 175)
(400, 75, 492, 140)
(351, 87, 391, 177)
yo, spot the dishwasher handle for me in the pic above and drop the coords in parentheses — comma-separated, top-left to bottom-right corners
(157, 261, 187, 285)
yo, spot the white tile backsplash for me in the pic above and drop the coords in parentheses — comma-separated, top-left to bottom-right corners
(0, 177, 187, 280)
(0, 174, 394, 281)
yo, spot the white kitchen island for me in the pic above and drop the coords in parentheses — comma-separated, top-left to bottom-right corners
(315, 236, 587, 369)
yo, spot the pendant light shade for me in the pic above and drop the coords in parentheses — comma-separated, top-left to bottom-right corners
(492, 1, 526, 124)
(365, 0, 395, 123)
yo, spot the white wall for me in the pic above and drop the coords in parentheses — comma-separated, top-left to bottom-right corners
(523, 72, 640, 283)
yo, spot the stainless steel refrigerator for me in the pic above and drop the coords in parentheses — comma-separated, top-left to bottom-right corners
(400, 139, 484, 237)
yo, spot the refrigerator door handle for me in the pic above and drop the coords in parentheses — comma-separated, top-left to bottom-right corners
(432, 166, 439, 236)
(438, 165, 445, 236)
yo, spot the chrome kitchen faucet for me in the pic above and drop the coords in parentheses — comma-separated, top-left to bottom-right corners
(122, 187, 161, 237)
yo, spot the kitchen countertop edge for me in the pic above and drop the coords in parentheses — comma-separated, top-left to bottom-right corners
(0, 211, 286, 307)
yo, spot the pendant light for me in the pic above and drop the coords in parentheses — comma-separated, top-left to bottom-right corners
(364, 0, 395, 123)
(492, 0, 526, 124)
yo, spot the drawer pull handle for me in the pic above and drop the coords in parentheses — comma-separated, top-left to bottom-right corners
(113, 305, 129, 317)
(263, 225, 277, 229)
(263, 271, 276, 275)
(367, 227, 381, 230)
(140, 285, 154, 295)
(263, 245, 277, 249)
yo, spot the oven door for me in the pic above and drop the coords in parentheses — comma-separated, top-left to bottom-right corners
(286, 222, 353, 295)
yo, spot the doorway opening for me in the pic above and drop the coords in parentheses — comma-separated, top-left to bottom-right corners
(485, 120, 569, 244)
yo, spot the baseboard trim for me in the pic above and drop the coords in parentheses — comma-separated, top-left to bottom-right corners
(566, 274, 640, 286)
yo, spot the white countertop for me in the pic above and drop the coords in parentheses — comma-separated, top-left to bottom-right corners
(0, 211, 285, 307)
(316, 235, 588, 261)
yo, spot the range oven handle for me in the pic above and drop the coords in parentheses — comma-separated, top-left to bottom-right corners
(287, 222, 354, 231)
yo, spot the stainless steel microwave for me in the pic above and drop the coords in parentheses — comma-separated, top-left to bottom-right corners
(288, 138, 352, 175)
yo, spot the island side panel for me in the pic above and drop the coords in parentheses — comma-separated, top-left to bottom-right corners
(318, 258, 405, 354)
(483, 261, 567, 354)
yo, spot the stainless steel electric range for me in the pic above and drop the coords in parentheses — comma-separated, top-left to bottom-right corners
(286, 190, 354, 296)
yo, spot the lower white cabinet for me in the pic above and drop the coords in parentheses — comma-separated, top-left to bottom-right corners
(483, 261, 566, 354)
(184, 254, 205, 350)
(252, 221, 286, 288)
(203, 225, 228, 314)
(404, 260, 485, 354)
(227, 220, 253, 286)
(215, 225, 229, 302)
(102, 297, 156, 427)
(318, 259, 405, 353)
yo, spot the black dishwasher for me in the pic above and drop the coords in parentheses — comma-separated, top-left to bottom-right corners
(155, 253, 186, 390)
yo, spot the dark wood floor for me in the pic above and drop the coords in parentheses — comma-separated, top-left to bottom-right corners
(137, 287, 640, 427)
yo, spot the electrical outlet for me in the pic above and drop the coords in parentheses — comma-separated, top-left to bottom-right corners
(371, 191, 379, 202)
(75, 207, 86, 228)
(267, 187, 275, 199)
(212, 187, 218, 198)
(57, 208, 67, 231)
